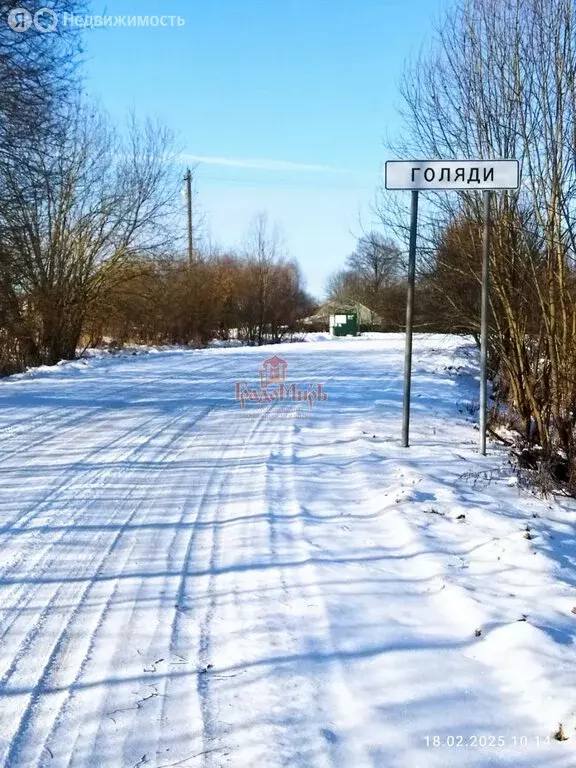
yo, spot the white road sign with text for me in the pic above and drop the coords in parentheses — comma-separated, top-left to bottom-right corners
(385, 160, 520, 191)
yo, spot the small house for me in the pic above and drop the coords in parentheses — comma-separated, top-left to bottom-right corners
(301, 300, 381, 331)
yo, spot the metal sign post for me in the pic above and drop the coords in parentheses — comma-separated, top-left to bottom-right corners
(479, 190, 491, 456)
(402, 190, 419, 448)
(385, 159, 520, 453)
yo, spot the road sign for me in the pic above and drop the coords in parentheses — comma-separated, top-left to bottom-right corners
(385, 160, 520, 191)
(389, 157, 520, 454)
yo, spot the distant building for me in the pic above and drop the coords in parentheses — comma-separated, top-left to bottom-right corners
(302, 300, 382, 328)
(329, 311, 358, 337)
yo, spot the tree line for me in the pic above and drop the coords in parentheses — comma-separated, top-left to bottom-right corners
(85, 213, 314, 348)
(0, 11, 314, 375)
(379, 0, 576, 490)
(324, 0, 576, 489)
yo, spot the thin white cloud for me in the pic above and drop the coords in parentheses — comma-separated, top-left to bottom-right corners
(180, 154, 343, 173)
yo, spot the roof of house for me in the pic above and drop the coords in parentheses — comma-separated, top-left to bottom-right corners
(303, 300, 382, 324)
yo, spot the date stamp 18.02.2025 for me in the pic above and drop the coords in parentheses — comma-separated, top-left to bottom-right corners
(423, 734, 551, 749)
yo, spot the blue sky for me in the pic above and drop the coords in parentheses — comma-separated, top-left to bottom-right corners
(83, 0, 446, 297)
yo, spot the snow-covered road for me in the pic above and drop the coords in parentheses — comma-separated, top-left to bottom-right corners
(1, 335, 576, 767)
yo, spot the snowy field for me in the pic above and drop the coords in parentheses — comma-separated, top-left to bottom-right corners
(1, 333, 576, 767)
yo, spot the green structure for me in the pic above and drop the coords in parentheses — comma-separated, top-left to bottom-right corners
(329, 311, 358, 337)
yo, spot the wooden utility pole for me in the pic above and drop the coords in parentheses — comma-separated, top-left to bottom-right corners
(184, 168, 193, 265)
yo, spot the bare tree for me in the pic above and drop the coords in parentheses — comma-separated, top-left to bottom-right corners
(0, 1, 85, 152)
(387, 0, 576, 484)
(324, 269, 363, 304)
(242, 213, 282, 344)
(347, 233, 403, 293)
(325, 232, 404, 328)
(0, 104, 179, 364)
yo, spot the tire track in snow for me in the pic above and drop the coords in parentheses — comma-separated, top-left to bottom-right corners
(0, 402, 206, 634)
(193, 409, 309, 767)
(0, 352, 217, 485)
(0, 404, 200, 715)
(0, 401, 172, 535)
(155, 451, 230, 758)
(0, 404, 215, 768)
(155, 407, 270, 767)
(276, 431, 370, 767)
(49, 409, 215, 768)
(193, 409, 271, 768)
(195, 470, 233, 767)
(259, 418, 359, 768)
(142, 444, 230, 766)
(0, 367, 172, 466)
(0, 354, 218, 573)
